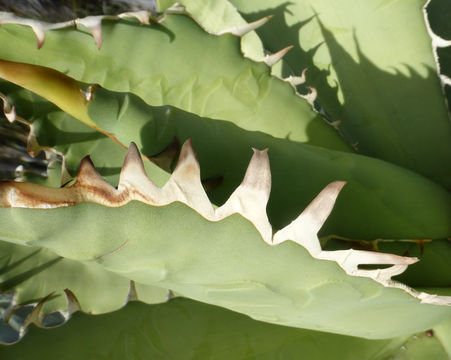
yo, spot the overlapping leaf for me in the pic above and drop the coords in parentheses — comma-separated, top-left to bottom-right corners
(190, 0, 451, 188)
(2, 69, 451, 239)
(0, 2, 450, 351)
(0, 81, 171, 323)
(0, 79, 170, 186)
(1, 141, 450, 339)
(0, 11, 350, 152)
(85, 87, 451, 238)
(0, 242, 169, 318)
(2, 297, 450, 359)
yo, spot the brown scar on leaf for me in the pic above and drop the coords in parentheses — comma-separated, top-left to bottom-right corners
(1, 140, 450, 306)
(93, 239, 131, 261)
(415, 239, 432, 255)
(322, 236, 380, 252)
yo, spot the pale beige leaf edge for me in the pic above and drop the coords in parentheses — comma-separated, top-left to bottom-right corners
(1, 139, 450, 307)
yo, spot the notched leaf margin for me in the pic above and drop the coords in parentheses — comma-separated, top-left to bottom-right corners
(0, 8, 324, 127)
(0, 280, 171, 345)
(1, 141, 449, 308)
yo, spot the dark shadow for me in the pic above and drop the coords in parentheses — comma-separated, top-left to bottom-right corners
(33, 118, 106, 146)
(240, 5, 451, 188)
(324, 237, 451, 288)
(17, 295, 59, 305)
(437, 46, 451, 79)
(0, 116, 47, 181)
(446, 85, 451, 111)
(0, 249, 42, 274)
(88, 88, 451, 240)
(240, 3, 342, 125)
(427, 0, 451, 109)
(426, 0, 451, 39)
(94, 166, 122, 177)
(0, 0, 157, 23)
(0, 257, 62, 291)
(316, 19, 451, 188)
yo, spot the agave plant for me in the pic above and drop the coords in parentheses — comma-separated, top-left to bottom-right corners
(0, 0, 450, 358)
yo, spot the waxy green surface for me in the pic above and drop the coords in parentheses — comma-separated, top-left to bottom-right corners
(2, 298, 450, 359)
(0, 13, 350, 152)
(87, 88, 451, 239)
(227, 0, 451, 188)
(1, 202, 450, 339)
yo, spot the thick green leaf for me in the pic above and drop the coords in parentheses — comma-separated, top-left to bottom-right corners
(87, 88, 451, 239)
(0, 12, 351, 152)
(222, 0, 451, 188)
(434, 317, 451, 357)
(390, 332, 449, 360)
(1, 199, 450, 339)
(2, 298, 446, 360)
(0, 4, 450, 348)
(158, 0, 267, 61)
(0, 83, 171, 317)
(0, 241, 169, 316)
(4, 75, 451, 239)
(0, 80, 170, 187)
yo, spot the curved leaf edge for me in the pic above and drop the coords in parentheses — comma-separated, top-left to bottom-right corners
(0, 7, 324, 121)
(0, 281, 172, 345)
(1, 140, 450, 310)
(0, 93, 174, 345)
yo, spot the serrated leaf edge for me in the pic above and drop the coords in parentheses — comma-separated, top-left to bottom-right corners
(423, 0, 451, 120)
(1, 141, 449, 307)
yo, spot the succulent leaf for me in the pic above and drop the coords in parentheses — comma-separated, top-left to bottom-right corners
(0, 1, 451, 351)
(0, 11, 352, 152)
(1, 143, 450, 339)
(0, 84, 173, 331)
(0, 241, 169, 323)
(86, 87, 451, 239)
(215, 0, 451, 188)
(0, 80, 171, 186)
(2, 76, 451, 238)
(434, 317, 451, 356)
(2, 297, 450, 359)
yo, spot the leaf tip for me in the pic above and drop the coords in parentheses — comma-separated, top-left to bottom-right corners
(264, 45, 294, 66)
(64, 289, 81, 315)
